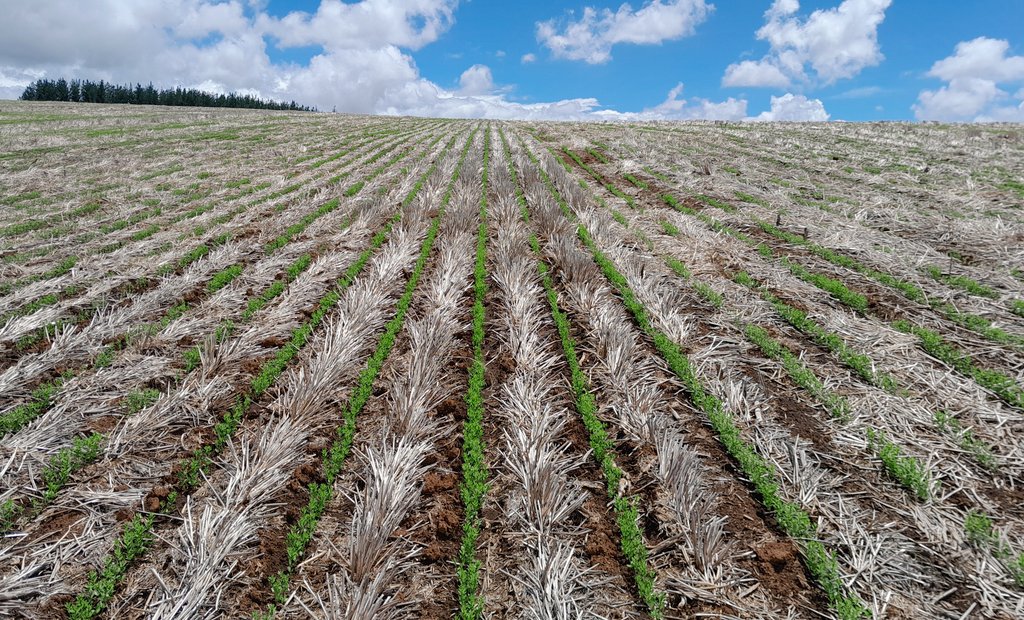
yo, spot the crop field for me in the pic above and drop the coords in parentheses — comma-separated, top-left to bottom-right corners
(1, 100, 1023, 619)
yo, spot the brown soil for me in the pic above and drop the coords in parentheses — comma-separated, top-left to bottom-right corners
(143, 485, 173, 513)
(581, 495, 629, 579)
(408, 439, 463, 617)
(85, 414, 120, 435)
(483, 349, 515, 387)
(19, 507, 86, 546)
(231, 420, 331, 613)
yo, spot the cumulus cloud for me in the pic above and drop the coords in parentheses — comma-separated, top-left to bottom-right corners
(723, 0, 890, 88)
(536, 0, 712, 64)
(913, 37, 1024, 121)
(0, 0, 526, 117)
(638, 83, 747, 120)
(721, 60, 790, 88)
(0, 0, 779, 122)
(521, 53, 537, 64)
(457, 64, 493, 95)
(750, 93, 829, 121)
(258, 0, 457, 51)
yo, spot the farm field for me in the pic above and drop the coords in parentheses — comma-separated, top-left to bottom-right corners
(1, 100, 1023, 619)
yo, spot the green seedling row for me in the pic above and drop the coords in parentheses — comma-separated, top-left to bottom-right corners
(743, 323, 852, 420)
(658, 192, 1024, 412)
(261, 128, 473, 616)
(66, 131, 463, 620)
(735, 271, 898, 392)
(456, 127, 490, 620)
(512, 130, 666, 618)
(523, 137, 868, 619)
(894, 320, 1024, 410)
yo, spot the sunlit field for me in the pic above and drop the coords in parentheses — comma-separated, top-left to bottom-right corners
(2, 101, 1023, 619)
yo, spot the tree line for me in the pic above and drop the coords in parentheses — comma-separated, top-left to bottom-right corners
(20, 78, 313, 112)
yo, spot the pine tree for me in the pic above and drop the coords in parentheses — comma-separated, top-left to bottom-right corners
(18, 77, 313, 111)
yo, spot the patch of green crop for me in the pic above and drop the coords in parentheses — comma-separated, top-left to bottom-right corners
(894, 320, 1023, 409)
(998, 180, 1024, 198)
(38, 433, 103, 506)
(1, 218, 47, 237)
(623, 173, 647, 189)
(1012, 300, 1024, 318)
(195, 130, 239, 141)
(525, 143, 867, 618)
(0, 375, 69, 437)
(744, 324, 851, 420)
(925, 266, 998, 299)
(124, 389, 161, 414)
(866, 429, 931, 500)
(70, 202, 101, 217)
(966, 510, 997, 545)
(1, 191, 41, 205)
(207, 264, 243, 292)
(695, 194, 736, 212)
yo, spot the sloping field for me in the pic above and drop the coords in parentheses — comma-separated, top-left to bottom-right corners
(1, 101, 1023, 619)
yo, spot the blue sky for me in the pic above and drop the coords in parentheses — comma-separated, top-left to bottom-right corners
(269, 0, 1024, 121)
(2, 1, 1023, 121)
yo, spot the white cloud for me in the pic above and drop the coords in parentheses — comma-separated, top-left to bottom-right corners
(928, 37, 1024, 83)
(536, 0, 712, 64)
(521, 53, 537, 64)
(175, 1, 250, 39)
(0, 0, 475, 114)
(378, 86, 611, 120)
(495, 50, 506, 58)
(638, 82, 747, 120)
(0, 66, 44, 92)
(723, 0, 890, 88)
(722, 59, 790, 88)
(750, 92, 829, 121)
(457, 64, 493, 95)
(913, 37, 1024, 121)
(0, 0, 764, 122)
(258, 0, 457, 52)
(283, 47, 421, 114)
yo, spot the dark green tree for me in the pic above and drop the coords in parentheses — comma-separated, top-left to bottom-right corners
(19, 77, 314, 111)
